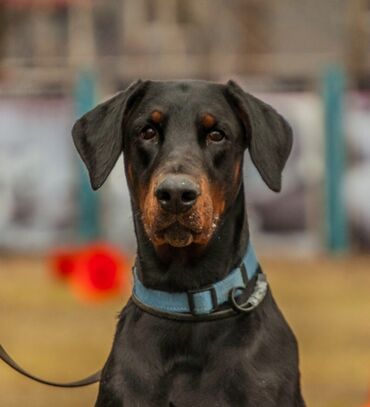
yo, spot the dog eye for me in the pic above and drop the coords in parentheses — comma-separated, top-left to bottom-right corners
(207, 130, 225, 143)
(140, 126, 158, 141)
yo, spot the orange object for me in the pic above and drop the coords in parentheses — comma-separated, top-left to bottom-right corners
(50, 243, 132, 301)
(362, 388, 370, 407)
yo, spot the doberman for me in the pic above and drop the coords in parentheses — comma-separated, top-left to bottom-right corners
(72, 80, 306, 406)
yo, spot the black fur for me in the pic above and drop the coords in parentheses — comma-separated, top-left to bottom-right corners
(72, 80, 147, 190)
(72, 80, 305, 406)
(225, 80, 293, 193)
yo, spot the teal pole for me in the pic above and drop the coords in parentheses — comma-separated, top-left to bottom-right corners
(74, 70, 100, 241)
(323, 66, 348, 252)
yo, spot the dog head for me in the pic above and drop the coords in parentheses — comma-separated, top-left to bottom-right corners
(72, 80, 292, 250)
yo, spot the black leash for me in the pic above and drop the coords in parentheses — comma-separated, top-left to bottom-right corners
(0, 271, 267, 387)
(0, 344, 101, 387)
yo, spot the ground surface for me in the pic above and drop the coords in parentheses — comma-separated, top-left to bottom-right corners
(0, 255, 369, 407)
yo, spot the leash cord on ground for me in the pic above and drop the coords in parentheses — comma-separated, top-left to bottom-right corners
(0, 344, 101, 388)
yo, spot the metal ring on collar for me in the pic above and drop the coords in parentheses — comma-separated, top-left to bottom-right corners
(229, 273, 268, 314)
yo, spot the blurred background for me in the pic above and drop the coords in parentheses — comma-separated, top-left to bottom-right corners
(0, 0, 369, 406)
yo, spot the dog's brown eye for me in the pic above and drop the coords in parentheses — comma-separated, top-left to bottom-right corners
(140, 126, 158, 140)
(207, 130, 225, 143)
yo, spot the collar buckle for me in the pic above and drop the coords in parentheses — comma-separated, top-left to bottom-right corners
(187, 285, 218, 315)
(240, 263, 249, 285)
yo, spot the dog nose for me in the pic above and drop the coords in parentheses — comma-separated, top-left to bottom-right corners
(155, 175, 200, 213)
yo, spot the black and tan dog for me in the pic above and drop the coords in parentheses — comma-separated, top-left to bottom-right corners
(72, 80, 305, 406)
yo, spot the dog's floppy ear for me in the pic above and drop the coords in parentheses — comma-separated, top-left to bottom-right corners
(72, 80, 147, 190)
(226, 80, 293, 192)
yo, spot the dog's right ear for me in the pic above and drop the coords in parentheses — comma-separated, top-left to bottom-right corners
(72, 80, 147, 190)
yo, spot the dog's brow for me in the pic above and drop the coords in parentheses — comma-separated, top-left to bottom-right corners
(150, 110, 164, 124)
(200, 113, 216, 128)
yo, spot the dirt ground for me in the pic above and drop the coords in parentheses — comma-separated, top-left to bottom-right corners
(0, 255, 369, 407)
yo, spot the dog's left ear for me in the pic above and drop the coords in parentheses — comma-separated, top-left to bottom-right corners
(72, 80, 147, 190)
(225, 80, 293, 192)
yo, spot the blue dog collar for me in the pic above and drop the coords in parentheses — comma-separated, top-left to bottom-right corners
(132, 243, 260, 316)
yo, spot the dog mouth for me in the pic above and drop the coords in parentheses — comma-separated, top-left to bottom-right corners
(161, 222, 194, 248)
(143, 194, 221, 248)
(151, 212, 205, 247)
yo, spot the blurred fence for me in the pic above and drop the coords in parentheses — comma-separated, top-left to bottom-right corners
(0, 0, 369, 254)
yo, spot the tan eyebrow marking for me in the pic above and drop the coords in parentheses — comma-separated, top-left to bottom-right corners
(150, 110, 164, 123)
(201, 113, 216, 128)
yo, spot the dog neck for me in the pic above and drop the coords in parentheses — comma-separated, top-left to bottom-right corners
(132, 186, 249, 292)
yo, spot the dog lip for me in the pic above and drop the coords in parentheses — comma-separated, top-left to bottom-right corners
(156, 219, 202, 234)
(162, 222, 194, 248)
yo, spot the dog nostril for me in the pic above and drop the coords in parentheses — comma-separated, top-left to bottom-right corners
(156, 189, 171, 203)
(181, 190, 197, 204)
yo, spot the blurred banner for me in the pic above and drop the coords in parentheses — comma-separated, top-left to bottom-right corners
(0, 90, 369, 252)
